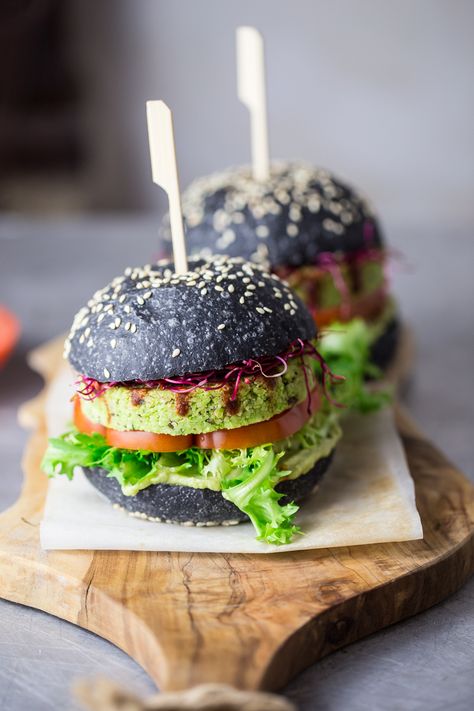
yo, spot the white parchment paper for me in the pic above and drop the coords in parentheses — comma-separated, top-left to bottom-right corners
(40, 364, 423, 553)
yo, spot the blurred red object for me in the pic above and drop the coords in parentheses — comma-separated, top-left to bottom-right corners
(0, 306, 20, 368)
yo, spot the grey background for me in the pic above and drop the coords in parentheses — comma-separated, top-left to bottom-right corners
(1, 0, 474, 708)
(70, 0, 474, 226)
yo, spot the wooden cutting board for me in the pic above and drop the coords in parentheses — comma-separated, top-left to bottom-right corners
(0, 336, 473, 693)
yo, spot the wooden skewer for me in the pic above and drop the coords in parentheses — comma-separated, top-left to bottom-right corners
(146, 100, 188, 274)
(236, 26, 270, 182)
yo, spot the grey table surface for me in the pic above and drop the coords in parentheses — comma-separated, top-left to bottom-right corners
(0, 216, 473, 711)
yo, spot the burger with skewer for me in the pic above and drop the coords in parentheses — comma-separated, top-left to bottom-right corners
(172, 161, 398, 409)
(42, 256, 343, 545)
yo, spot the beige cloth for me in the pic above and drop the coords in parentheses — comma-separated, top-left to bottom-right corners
(40, 364, 422, 553)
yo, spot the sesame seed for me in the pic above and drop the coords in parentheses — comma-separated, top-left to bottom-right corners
(256, 307, 265, 315)
(239, 296, 245, 304)
(172, 348, 181, 357)
(124, 305, 131, 314)
(228, 284, 235, 293)
(109, 322, 117, 330)
(217, 323, 226, 330)
(214, 285, 224, 292)
(263, 306, 273, 313)
(125, 322, 131, 331)
(114, 317, 121, 327)
(110, 338, 117, 348)
(137, 297, 145, 306)
(201, 288, 208, 296)
(130, 323, 137, 333)
(104, 367, 110, 378)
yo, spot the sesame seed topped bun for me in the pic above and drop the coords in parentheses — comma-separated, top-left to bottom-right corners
(174, 161, 383, 268)
(65, 255, 316, 382)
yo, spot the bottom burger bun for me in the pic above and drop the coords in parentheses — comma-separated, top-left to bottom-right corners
(82, 452, 334, 526)
(369, 317, 400, 372)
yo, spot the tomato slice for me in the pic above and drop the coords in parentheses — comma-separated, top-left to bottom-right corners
(105, 428, 193, 453)
(195, 387, 321, 450)
(73, 397, 193, 451)
(313, 287, 387, 328)
(73, 388, 321, 452)
(313, 304, 345, 328)
(73, 397, 106, 436)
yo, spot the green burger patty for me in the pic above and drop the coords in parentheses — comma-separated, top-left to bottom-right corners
(80, 357, 315, 436)
(289, 259, 385, 310)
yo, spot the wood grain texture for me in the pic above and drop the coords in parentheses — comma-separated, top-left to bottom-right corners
(1, 336, 473, 693)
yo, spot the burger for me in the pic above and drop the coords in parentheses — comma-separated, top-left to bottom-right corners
(42, 256, 342, 545)
(168, 161, 398, 409)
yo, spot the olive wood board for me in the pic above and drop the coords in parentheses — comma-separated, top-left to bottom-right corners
(0, 334, 473, 694)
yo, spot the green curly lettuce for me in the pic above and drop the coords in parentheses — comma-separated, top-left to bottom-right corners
(318, 319, 392, 412)
(41, 412, 341, 545)
(42, 432, 298, 545)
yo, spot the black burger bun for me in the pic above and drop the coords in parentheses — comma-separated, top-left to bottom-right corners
(82, 452, 334, 526)
(173, 161, 384, 268)
(65, 255, 316, 383)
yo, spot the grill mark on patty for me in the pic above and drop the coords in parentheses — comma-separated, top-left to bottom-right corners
(175, 391, 191, 416)
(262, 374, 276, 390)
(131, 388, 148, 407)
(222, 384, 240, 415)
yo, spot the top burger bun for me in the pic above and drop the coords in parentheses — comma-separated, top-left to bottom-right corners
(176, 161, 384, 268)
(65, 255, 316, 383)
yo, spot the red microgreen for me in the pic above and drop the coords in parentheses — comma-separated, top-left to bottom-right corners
(75, 339, 345, 410)
(75, 376, 115, 400)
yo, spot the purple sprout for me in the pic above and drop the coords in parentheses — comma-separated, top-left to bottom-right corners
(75, 339, 344, 410)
